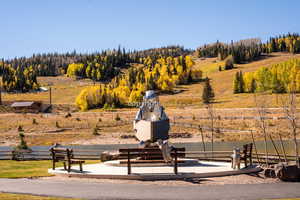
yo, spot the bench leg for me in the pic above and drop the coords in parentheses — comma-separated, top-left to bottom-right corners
(52, 161, 55, 170)
(80, 163, 83, 172)
(63, 162, 67, 170)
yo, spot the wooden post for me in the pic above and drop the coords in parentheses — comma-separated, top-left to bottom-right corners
(127, 151, 131, 175)
(174, 149, 178, 174)
(279, 133, 288, 163)
(250, 130, 261, 165)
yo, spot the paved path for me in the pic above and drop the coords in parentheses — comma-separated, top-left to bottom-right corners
(1, 178, 300, 200)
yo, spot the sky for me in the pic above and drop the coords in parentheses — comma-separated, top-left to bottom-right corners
(0, 0, 300, 59)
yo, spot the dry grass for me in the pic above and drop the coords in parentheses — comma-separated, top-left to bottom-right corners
(0, 193, 82, 200)
(160, 52, 300, 108)
(0, 107, 298, 147)
(1, 76, 93, 106)
(1, 53, 300, 146)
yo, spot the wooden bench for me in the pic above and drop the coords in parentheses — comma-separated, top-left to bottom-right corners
(241, 143, 253, 167)
(119, 147, 185, 175)
(50, 148, 85, 172)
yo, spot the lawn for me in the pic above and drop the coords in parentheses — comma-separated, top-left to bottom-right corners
(0, 160, 99, 178)
(0, 193, 82, 200)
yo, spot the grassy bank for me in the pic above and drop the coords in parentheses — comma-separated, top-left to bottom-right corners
(0, 193, 82, 200)
(0, 160, 99, 178)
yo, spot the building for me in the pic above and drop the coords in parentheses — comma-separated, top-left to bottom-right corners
(10, 101, 43, 113)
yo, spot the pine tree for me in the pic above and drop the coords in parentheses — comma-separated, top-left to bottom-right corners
(233, 72, 240, 93)
(239, 71, 244, 93)
(202, 77, 214, 104)
(250, 79, 256, 93)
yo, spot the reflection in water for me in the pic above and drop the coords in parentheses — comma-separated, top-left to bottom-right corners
(0, 140, 299, 155)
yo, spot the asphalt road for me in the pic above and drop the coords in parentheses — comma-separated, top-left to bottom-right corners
(1, 178, 300, 200)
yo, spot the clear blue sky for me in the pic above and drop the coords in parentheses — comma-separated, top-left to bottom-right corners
(1, 0, 299, 59)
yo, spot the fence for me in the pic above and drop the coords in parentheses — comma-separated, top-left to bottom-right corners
(1, 149, 298, 165)
(170, 121, 253, 133)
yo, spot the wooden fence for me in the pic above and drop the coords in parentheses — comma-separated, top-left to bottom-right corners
(170, 122, 253, 133)
(172, 115, 290, 121)
(1, 149, 298, 165)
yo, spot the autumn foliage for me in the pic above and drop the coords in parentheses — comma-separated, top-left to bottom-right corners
(75, 56, 201, 111)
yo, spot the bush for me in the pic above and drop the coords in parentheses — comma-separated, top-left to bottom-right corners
(17, 125, 23, 132)
(92, 127, 99, 136)
(32, 118, 38, 125)
(103, 103, 110, 110)
(65, 112, 72, 118)
(115, 114, 121, 121)
(55, 121, 60, 128)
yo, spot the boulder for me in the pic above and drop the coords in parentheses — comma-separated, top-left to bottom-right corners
(100, 151, 120, 162)
(275, 163, 300, 182)
(263, 168, 276, 178)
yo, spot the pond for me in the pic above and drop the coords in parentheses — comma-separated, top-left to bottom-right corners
(1, 140, 299, 155)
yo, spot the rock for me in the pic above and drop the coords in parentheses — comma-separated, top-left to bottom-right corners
(275, 163, 300, 182)
(263, 168, 276, 178)
(100, 151, 120, 162)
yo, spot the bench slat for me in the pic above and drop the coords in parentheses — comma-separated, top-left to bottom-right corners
(119, 147, 185, 153)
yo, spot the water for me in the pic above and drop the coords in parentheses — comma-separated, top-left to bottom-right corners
(1, 140, 299, 155)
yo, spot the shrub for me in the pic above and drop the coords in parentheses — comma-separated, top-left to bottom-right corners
(92, 127, 99, 136)
(115, 114, 121, 121)
(55, 121, 60, 128)
(65, 112, 72, 118)
(32, 118, 38, 125)
(17, 125, 23, 132)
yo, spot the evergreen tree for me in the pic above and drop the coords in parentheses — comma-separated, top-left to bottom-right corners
(239, 71, 244, 93)
(250, 79, 256, 93)
(233, 72, 240, 94)
(202, 77, 214, 104)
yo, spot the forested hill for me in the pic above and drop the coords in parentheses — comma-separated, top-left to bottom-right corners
(0, 46, 190, 92)
(196, 33, 300, 64)
(0, 46, 189, 77)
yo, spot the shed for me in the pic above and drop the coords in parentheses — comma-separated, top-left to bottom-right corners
(11, 101, 42, 113)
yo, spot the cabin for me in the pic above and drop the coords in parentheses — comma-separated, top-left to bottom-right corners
(10, 101, 43, 113)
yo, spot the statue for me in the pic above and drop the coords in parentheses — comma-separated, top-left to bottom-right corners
(133, 90, 173, 162)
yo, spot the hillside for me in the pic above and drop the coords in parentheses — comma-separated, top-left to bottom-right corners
(159, 52, 300, 108)
(1, 52, 300, 111)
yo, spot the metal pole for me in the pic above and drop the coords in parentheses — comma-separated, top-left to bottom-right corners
(127, 151, 131, 175)
(269, 133, 282, 162)
(250, 130, 261, 165)
(174, 149, 178, 174)
(279, 133, 288, 163)
(199, 127, 206, 159)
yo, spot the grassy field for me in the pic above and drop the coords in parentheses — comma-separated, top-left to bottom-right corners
(0, 160, 99, 178)
(0, 193, 82, 200)
(0, 76, 94, 108)
(160, 52, 300, 108)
